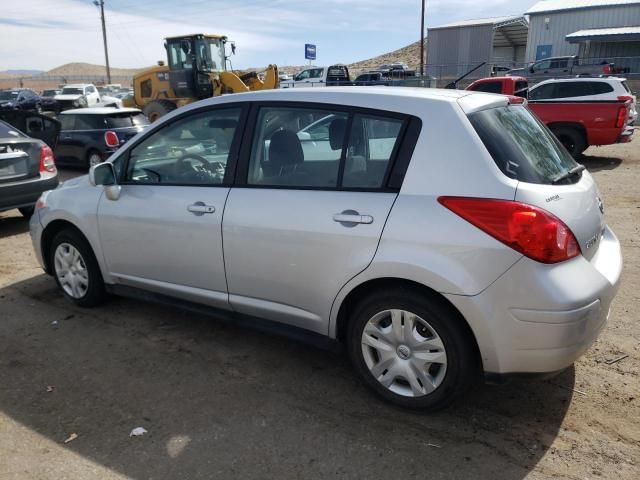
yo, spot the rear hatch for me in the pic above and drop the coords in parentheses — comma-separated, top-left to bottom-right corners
(0, 141, 40, 184)
(469, 104, 605, 261)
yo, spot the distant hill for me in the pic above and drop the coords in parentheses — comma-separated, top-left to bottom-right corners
(46, 62, 146, 77)
(0, 69, 44, 76)
(348, 39, 427, 73)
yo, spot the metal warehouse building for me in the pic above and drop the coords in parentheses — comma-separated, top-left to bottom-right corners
(426, 16, 529, 78)
(525, 0, 640, 67)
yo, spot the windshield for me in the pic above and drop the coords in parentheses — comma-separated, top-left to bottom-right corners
(0, 91, 19, 101)
(42, 90, 58, 97)
(105, 113, 149, 128)
(469, 105, 580, 185)
(195, 38, 225, 72)
(61, 87, 83, 95)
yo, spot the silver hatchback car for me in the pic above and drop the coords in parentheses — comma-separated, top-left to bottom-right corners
(30, 88, 622, 409)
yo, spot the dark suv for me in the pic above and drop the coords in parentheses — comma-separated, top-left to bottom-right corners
(55, 107, 149, 169)
(0, 89, 42, 113)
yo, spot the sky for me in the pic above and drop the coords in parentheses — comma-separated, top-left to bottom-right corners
(0, 0, 537, 71)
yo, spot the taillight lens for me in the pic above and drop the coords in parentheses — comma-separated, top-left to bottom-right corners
(39, 145, 57, 173)
(616, 105, 628, 128)
(104, 130, 119, 148)
(438, 197, 581, 264)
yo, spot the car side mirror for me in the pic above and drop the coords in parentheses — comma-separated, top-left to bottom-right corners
(89, 162, 121, 200)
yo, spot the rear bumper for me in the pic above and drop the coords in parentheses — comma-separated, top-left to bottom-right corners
(446, 225, 622, 375)
(0, 173, 58, 212)
(617, 125, 635, 143)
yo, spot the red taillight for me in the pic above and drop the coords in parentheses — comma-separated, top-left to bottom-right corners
(616, 105, 628, 128)
(603, 64, 612, 75)
(617, 95, 634, 103)
(438, 197, 581, 264)
(104, 130, 119, 148)
(39, 145, 56, 173)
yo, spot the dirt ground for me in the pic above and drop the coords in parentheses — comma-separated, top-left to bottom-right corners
(0, 137, 639, 479)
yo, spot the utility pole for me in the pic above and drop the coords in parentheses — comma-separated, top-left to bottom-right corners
(94, 0, 111, 83)
(420, 0, 426, 76)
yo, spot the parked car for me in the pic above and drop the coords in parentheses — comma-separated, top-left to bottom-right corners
(0, 89, 42, 113)
(354, 72, 390, 86)
(529, 77, 638, 124)
(281, 65, 351, 87)
(54, 84, 101, 112)
(508, 55, 614, 80)
(40, 89, 61, 112)
(466, 76, 635, 157)
(376, 63, 416, 78)
(0, 119, 58, 217)
(30, 88, 622, 410)
(55, 107, 148, 169)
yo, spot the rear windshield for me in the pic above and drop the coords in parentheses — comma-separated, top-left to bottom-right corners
(105, 113, 149, 128)
(0, 91, 19, 101)
(0, 121, 25, 138)
(469, 105, 580, 185)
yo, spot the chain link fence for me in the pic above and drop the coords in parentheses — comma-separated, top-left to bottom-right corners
(0, 74, 133, 91)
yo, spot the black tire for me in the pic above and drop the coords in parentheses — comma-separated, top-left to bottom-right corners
(142, 99, 177, 123)
(347, 288, 477, 410)
(551, 127, 587, 159)
(86, 150, 103, 169)
(18, 206, 35, 218)
(49, 228, 107, 307)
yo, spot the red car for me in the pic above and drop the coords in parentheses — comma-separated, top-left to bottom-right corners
(466, 76, 635, 157)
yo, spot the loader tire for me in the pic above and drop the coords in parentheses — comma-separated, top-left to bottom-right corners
(143, 100, 177, 123)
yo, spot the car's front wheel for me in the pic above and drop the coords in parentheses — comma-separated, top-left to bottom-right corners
(347, 288, 477, 410)
(50, 228, 107, 307)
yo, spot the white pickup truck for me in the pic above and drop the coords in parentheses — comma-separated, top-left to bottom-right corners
(280, 65, 351, 88)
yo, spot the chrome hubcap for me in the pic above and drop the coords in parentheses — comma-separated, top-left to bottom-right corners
(361, 309, 447, 397)
(54, 243, 89, 299)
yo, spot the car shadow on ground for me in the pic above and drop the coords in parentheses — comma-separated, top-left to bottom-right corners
(0, 213, 29, 239)
(0, 274, 574, 479)
(581, 154, 623, 172)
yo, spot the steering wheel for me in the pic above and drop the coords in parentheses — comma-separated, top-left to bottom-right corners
(175, 154, 224, 182)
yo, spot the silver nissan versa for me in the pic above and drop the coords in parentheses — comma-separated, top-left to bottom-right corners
(30, 87, 622, 410)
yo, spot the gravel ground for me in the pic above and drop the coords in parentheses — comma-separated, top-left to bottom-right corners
(0, 138, 638, 479)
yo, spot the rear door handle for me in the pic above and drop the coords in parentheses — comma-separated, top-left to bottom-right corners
(333, 211, 374, 225)
(187, 202, 215, 216)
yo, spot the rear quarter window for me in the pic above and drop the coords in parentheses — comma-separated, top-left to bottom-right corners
(591, 82, 614, 95)
(469, 106, 579, 185)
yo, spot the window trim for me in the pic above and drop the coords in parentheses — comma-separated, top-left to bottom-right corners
(233, 101, 420, 193)
(116, 102, 249, 187)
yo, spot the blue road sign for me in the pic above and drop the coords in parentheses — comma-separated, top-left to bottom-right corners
(305, 44, 316, 61)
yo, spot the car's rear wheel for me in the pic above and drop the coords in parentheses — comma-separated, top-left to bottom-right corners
(18, 206, 35, 217)
(551, 127, 587, 159)
(347, 288, 476, 410)
(50, 228, 106, 307)
(87, 151, 102, 169)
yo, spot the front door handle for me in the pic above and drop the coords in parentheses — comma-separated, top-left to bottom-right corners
(333, 210, 374, 226)
(187, 202, 215, 216)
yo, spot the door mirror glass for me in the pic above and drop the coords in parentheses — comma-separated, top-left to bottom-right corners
(90, 162, 116, 186)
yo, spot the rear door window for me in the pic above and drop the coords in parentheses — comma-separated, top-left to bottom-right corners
(469, 105, 579, 185)
(59, 115, 76, 131)
(553, 82, 593, 98)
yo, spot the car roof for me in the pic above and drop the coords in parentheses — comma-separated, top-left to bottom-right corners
(166, 86, 506, 118)
(532, 77, 627, 87)
(62, 84, 93, 88)
(60, 107, 142, 115)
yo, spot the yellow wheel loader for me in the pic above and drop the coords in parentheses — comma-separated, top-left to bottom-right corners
(126, 34, 279, 122)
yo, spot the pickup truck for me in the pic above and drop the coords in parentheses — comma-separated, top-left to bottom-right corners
(508, 56, 614, 80)
(466, 76, 635, 157)
(280, 65, 351, 88)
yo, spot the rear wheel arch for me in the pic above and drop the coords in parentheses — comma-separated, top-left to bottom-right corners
(334, 277, 482, 366)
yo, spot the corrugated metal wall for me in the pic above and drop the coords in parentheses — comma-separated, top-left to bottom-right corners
(426, 24, 494, 77)
(525, 4, 640, 62)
